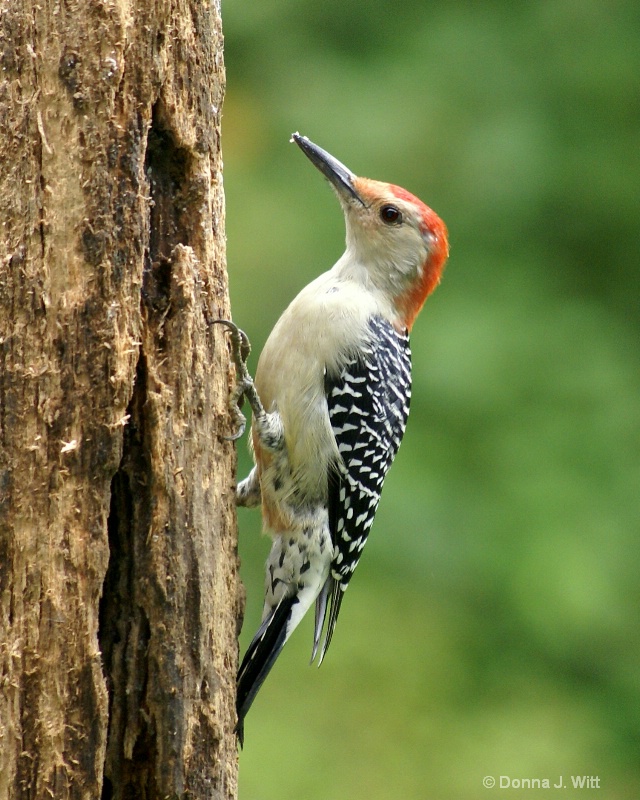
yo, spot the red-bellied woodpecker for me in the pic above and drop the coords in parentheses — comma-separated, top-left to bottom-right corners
(219, 133, 449, 744)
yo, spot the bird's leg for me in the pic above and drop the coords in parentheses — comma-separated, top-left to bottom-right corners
(215, 320, 286, 458)
(214, 319, 267, 441)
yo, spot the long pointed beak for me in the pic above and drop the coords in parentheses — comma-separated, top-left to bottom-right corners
(292, 133, 365, 206)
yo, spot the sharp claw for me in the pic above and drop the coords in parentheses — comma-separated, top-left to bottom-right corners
(223, 418, 246, 441)
(212, 319, 251, 373)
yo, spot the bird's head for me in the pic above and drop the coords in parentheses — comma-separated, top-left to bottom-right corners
(293, 133, 449, 330)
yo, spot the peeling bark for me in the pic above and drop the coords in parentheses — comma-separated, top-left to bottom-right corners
(0, 2, 241, 798)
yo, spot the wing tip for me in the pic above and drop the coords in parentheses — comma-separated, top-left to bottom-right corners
(311, 578, 347, 666)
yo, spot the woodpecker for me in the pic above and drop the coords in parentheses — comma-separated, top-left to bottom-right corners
(220, 133, 448, 744)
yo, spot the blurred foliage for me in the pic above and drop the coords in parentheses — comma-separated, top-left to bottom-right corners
(220, 1, 640, 797)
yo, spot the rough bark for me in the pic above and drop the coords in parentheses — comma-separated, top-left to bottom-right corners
(0, 1, 241, 798)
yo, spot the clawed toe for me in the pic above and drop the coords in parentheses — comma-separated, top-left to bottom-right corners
(213, 319, 251, 371)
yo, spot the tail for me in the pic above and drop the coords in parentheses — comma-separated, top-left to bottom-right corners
(237, 527, 332, 744)
(236, 594, 298, 746)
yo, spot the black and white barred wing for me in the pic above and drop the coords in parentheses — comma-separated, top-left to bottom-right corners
(314, 316, 411, 662)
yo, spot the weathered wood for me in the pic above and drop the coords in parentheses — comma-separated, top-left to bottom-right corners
(0, 1, 240, 797)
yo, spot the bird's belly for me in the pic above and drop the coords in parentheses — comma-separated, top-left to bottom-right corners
(258, 431, 331, 534)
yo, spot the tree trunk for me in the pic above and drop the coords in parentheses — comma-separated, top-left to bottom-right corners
(0, 2, 241, 798)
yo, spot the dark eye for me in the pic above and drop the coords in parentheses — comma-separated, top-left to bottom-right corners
(380, 204, 402, 224)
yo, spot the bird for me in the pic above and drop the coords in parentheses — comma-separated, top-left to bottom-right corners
(218, 133, 449, 744)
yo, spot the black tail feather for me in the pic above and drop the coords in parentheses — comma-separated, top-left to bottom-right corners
(236, 595, 297, 746)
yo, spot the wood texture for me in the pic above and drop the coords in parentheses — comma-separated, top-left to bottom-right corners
(0, 1, 241, 797)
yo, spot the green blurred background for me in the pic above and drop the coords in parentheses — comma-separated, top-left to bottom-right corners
(221, 2, 639, 797)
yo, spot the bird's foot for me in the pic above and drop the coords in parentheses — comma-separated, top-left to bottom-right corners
(214, 319, 265, 440)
